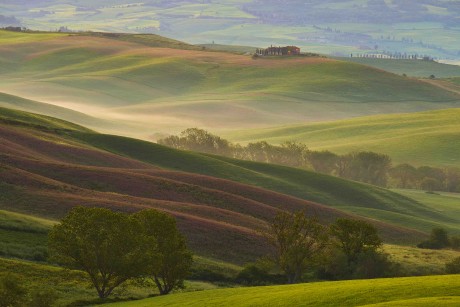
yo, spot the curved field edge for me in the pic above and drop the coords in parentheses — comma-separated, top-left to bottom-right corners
(104, 275, 460, 307)
(223, 108, 460, 168)
(360, 297, 460, 307)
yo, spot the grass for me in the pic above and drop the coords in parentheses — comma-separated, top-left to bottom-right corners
(0, 31, 459, 140)
(0, 210, 54, 261)
(0, 106, 93, 132)
(103, 275, 460, 307)
(384, 244, 460, 276)
(224, 108, 460, 168)
(0, 107, 435, 244)
(337, 57, 460, 78)
(393, 190, 460, 233)
(71, 132, 430, 217)
(0, 257, 156, 306)
(0, 30, 64, 44)
(0, 92, 112, 130)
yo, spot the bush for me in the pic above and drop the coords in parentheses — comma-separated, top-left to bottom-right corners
(449, 235, 460, 250)
(417, 227, 450, 250)
(353, 250, 397, 279)
(28, 288, 58, 307)
(235, 262, 284, 286)
(189, 268, 230, 283)
(445, 257, 460, 274)
(0, 274, 27, 307)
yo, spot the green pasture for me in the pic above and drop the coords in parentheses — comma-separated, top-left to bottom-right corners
(384, 244, 460, 276)
(0, 30, 458, 141)
(2, 106, 458, 243)
(337, 58, 460, 78)
(104, 275, 460, 307)
(71, 131, 438, 243)
(224, 108, 460, 168)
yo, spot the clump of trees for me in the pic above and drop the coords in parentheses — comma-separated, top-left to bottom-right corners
(417, 227, 460, 250)
(159, 128, 460, 192)
(48, 207, 192, 300)
(322, 218, 394, 280)
(254, 211, 394, 284)
(390, 164, 460, 193)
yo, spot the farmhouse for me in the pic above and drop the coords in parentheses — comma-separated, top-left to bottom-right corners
(256, 45, 301, 56)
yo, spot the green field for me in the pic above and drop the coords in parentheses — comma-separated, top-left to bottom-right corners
(4, 1, 460, 60)
(104, 275, 460, 307)
(2, 107, 456, 243)
(72, 131, 448, 240)
(338, 57, 460, 78)
(0, 30, 458, 140)
(224, 108, 460, 168)
(384, 244, 460, 276)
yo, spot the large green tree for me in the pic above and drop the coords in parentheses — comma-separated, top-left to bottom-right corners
(264, 210, 328, 284)
(48, 207, 147, 299)
(133, 210, 193, 295)
(329, 218, 382, 265)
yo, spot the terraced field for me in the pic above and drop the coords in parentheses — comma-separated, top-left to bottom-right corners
(0, 107, 440, 264)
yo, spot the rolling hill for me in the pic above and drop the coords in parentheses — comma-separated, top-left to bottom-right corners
(104, 275, 460, 307)
(337, 57, 460, 78)
(3, 1, 460, 59)
(2, 107, 448, 265)
(0, 30, 459, 140)
(224, 108, 460, 168)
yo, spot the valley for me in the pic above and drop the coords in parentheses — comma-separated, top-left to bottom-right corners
(0, 26, 459, 306)
(0, 30, 459, 141)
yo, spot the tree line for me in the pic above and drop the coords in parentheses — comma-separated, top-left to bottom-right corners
(158, 128, 460, 192)
(237, 211, 395, 285)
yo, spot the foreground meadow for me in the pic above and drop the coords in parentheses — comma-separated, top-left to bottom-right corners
(104, 275, 460, 307)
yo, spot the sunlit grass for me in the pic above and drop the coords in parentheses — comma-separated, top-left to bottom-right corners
(104, 275, 460, 307)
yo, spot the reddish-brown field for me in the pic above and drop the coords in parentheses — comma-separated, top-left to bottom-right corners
(0, 120, 425, 263)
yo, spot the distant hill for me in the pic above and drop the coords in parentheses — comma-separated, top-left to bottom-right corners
(337, 57, 460, 78)
(3, 1, 460, 59)
(1, 107, 440, 263)
(224, 108, 460, 168)
(0, 30, 458, 139)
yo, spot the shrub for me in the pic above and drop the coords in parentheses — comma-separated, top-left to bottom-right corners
(29, 288, 58, 307)
(0, 274, 27, 307)
(417, 227, 450, 250)
(445, 257, 460, 274)
(449, 235, 460, 250)
(235, 261, 284, 286)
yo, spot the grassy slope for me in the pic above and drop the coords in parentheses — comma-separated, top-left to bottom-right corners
(0, 30, 459, 138)
(0, 210, 53, 261)
(225, 108, 460, 168)
(0, 108, 434, 251)
(105, 275, 460, 307)
(72, 132, 451, 234)
(393, 190, 460, 233)
(338, 57, 460, 78)
(384, 244, 460, 276)
(0, 106, 92, 132)
(0, 92, 116, 130)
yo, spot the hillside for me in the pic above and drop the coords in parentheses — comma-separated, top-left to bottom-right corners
(337, 57, 460, 78)
(3, 1, 460, 59)
(104, 275, 460, 307)
(0, 30, 459, 139)
(1, 107, 445, 264)
(224, 108, 460, 168)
